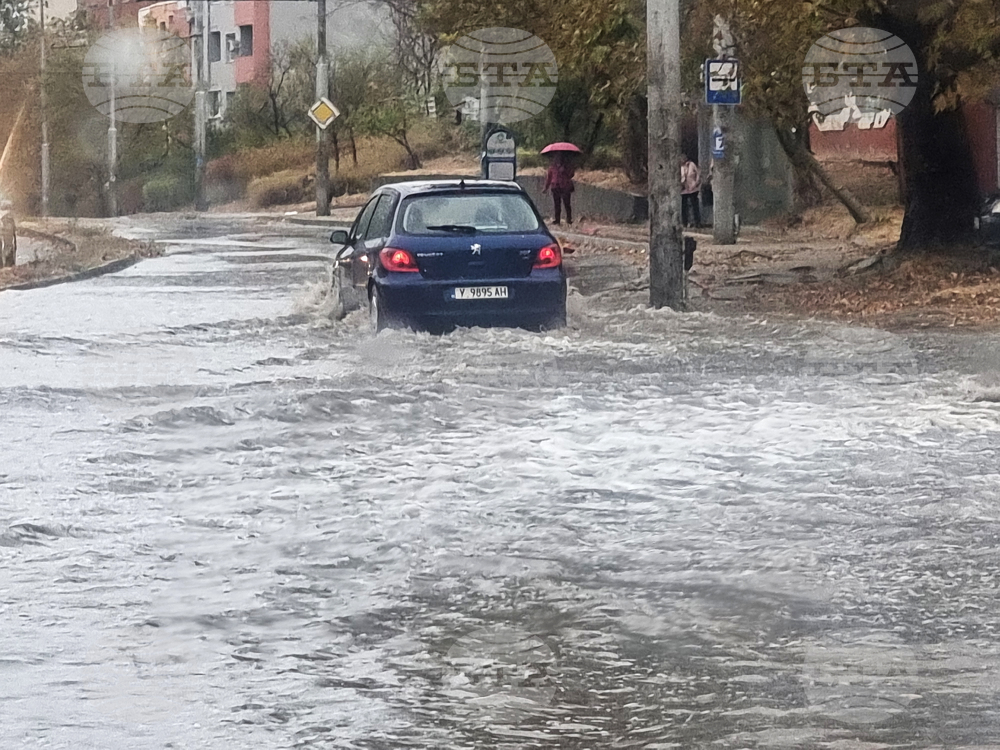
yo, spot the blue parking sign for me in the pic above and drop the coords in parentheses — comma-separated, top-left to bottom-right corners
(705, 58, 741, 105)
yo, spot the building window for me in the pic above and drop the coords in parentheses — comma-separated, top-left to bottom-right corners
(225, 32, 237, 62)
(239, 25, 253, 57)
(225, 90, 235, 115)
(209, 31, 221, 63)
(208, 90, 221, 118)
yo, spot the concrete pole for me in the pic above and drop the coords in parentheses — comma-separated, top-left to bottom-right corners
(107, 0, 117, 217)
(696, 101, 710, 225)
(712, 17, 737, 244)
(39, 0, 49, 217)
(194, 0, 209, 210)
(315, 0, 330, 216)
(647, 0, 684, 309)
(478, 47, 489, 174)
(711, 105, 736, 243)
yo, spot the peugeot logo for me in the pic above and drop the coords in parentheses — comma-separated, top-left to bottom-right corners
(470, 243, 482, 255)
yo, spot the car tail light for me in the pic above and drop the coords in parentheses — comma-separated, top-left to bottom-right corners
(533, 243, 562, 269)
(380, 247, 419, 272)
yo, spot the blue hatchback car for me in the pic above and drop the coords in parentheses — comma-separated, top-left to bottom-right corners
(329, 180, 568, 332)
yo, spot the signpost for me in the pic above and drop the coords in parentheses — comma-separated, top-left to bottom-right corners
(308, 97, 340, 130)
(707, 16, 739, 244)
(704, 58, 741, 105)
(481, 127, 517, 181)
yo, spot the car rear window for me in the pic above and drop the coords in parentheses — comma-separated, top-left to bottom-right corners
(398, 193, 540, 235)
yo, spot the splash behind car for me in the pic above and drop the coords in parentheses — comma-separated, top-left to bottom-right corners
(330, 180, 567, 332)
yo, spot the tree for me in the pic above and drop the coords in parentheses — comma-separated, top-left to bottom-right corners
(693, 0, 1000, 250)
(331, 48, 383, 168)
(353, 59, 422, 168)
(869, 1, 992, 250)
(421, 0, 645, 176)
(0, 0, 32, 54)
(373, 0, 438, 99)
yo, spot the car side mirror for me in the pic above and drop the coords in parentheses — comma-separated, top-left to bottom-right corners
(330, 229, 350, 245)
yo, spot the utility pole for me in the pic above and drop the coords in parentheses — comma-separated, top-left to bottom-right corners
(39, 0, 49, 217)
(194, 0, 209, 210)
(315, 0, 330, 216)
(712, 16, 737, 245)
(647, 0, 684, 309)
(107, 0, 118, 217)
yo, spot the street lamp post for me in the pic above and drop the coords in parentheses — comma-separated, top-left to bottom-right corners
(315, 0, 330, 216)
(107, 0, 118, 217)
(647, 0, 684, 309)
(194, 0, 210, 210)
(39, 0, 49, 217)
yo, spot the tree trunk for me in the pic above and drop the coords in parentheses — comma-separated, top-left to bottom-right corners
(787, 124, 823, 210)
(394, 133, 421, 169)
(775, 125, 870, 224)
(331, 129, 340, 173)
(583, 112, 604, 156)
(894, 76, 978, 251)
(872, 11, 979, 251)
(349, 127, 358, 167)
(623, 93, 648, 185)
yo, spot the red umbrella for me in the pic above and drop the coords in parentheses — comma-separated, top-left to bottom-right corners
(540, 142, 582, 154)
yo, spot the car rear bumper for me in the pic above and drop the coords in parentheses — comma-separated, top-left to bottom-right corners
(377, 269, 566, 327)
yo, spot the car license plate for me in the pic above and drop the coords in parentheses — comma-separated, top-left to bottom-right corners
(453, 285, 508, 300)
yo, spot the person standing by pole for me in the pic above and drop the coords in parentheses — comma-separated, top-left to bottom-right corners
(680, 154, 701, 228)
(543, 152, 575, 225)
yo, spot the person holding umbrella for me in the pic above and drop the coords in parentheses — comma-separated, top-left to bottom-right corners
(541, 142, 581, 225)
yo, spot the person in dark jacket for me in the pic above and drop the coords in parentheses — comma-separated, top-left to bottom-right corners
(543, 153, 575, 225)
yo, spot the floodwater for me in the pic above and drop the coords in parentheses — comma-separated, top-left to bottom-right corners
(3, 215, 1000, 749)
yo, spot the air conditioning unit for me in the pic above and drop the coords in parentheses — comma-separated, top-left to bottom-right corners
(225, 37, 240, 58)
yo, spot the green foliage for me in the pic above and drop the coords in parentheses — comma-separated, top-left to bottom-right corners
(215, 85, 277, 152)
(142, 173, 193, 212)
(0, 0, 31, 54)
(352, 58, 423, 168)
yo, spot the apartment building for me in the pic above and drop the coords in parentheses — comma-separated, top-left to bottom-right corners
(79, 0, 384, 119)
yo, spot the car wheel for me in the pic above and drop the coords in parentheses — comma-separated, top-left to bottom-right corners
(330, 269, 347, 320)
(369, 287, 388, 333)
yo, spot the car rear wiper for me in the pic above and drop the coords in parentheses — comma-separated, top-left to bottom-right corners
(424, 224, 477, 234)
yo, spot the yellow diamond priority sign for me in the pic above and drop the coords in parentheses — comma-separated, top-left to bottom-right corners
(308, 97, 340, 129)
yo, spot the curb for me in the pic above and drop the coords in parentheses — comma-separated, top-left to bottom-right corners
(284, 215, 353, 230)
(6, 255, 142, 292)
(18, 226, 77, 253)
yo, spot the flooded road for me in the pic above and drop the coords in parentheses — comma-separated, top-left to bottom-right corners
(4, 214, 1000, 748)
